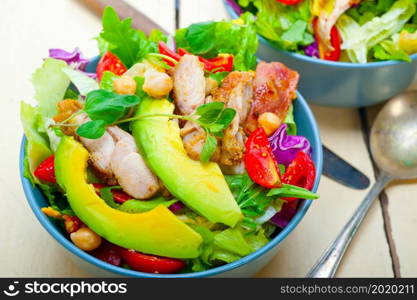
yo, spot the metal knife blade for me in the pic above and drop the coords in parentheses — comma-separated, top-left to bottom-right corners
(82, 0, 371, 190)
(323, 145, 370, 190)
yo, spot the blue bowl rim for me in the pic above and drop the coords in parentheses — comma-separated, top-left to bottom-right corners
(223, 0, 417, 68)
(20, 98, 322, 277)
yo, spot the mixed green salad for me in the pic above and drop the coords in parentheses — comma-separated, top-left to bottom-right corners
(21, 7, 318, 274)
(227, 0, 417, 63)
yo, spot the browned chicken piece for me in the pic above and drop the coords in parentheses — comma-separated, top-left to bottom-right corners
(213, 71, 254, 166)
(74, 113, 116, 184)
(172, 54, 209, 161)
(245, 62, 299, 133)
(172, 55, 206, 115)
(53, 99, 83, 136)
(107, 126, 160, 199)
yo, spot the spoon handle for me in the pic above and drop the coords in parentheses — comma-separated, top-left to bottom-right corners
(306, 173, 392, 278)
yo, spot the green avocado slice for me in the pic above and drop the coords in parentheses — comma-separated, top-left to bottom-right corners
(55, 136, 202, 259)
(131, 98, 243, 227)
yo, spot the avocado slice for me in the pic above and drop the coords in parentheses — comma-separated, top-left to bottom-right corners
(131, 98, 243, 227)
(55, 136, 202, 259)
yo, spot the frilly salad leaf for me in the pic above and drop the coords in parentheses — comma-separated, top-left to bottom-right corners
(175, 12, 258, 70)
(337, 0, 416, 63)
(20, 102, 52, 183)
(99, 7, 167, 68)
(239, 0, 313, 52)
(62, 67, 99, 96)
(32, 58, 70, 118)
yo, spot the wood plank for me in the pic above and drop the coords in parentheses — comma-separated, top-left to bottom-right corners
(179, 0, 393, 277)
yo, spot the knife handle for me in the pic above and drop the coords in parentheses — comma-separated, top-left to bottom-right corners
(82, 0, 168, 35)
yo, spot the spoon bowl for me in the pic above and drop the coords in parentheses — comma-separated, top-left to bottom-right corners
(371, 91, 417, 179)
(308, 91, 417, 277)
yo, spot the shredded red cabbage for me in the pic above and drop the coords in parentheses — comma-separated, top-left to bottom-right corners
(268, 124, 311, 167)
(304, 41, 320, 58)
(225, 0, 244, 15)
(169, 201, 185, 213)
(49, 48, 96, 79)
(269, 200, 299, 228)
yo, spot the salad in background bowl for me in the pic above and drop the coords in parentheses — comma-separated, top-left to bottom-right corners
(225, 0, 417, 107)
(20, 7, 322, 277)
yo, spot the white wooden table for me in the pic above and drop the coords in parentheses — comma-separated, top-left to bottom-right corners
(0, 0, 416, 277)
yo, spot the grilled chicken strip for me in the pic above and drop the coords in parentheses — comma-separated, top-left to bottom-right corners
(172, 55, 208, 160)
(74, 114, 160, 199)
(213, 71, 254, 166)
(172, 55, 206, 115)
(75, 114, 116, 183)
(107, 126, 160, 199)
(245, 62, 299, 133)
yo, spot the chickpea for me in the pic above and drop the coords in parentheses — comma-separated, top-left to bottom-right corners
(258, 112, 281, 136)
(113, 75, 137, 95)
(143, 71, 173, 98)
(70, 227, 102, 251)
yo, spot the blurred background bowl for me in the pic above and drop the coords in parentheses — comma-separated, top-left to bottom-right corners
(224, 0, 417, 108)
(19, 56, 323, 277)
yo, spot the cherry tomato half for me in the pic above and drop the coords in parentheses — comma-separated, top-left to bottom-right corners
(34, 155, 56, 183)
(282, 151, 316, 201)
(120, 249, 186, 274)
(244, 127, 282, 188)
(96, 51, 127, 81)
(276, 0, 304, 4)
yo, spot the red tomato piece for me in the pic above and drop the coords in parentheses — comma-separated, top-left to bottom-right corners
(34, 155, 56, 183)
(92, 183, 131, 204)
(158, 42, 181, 66)
(282, 151, 316, 201)
(96, 51, 127, 81)
(276, 0, 304, 4)
(313, 18, 342, 61)
(206, 55, 234, 73)
(120, 249, 186, 274)
(244, 128, 282, 188)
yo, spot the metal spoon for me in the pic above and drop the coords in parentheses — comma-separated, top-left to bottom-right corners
(307, 91, 417, 278)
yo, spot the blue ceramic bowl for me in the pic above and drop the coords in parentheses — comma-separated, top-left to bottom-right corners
(224, 0, 417, 108)
(19, 58, 323, 278)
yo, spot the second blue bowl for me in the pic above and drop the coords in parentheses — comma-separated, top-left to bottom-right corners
(225, 0, 417, 108)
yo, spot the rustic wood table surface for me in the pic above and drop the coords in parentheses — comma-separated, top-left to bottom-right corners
(1, 0, 416, 277)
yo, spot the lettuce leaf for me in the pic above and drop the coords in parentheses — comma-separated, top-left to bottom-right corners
(239, 0, 313, 52)
(337, 0, 416, 63)
(20, 102, 53, 183)
(32, 58, 70, 118)
(175, 12, 258, 71)
(99, 7, 166, 68)
(62, 67, 99, 96)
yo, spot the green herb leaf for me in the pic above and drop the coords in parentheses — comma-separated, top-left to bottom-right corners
(267, 184, 319, 199)
(119, 197, 177, 213)
(76, 120, 107, 139)
(185, 22, 217, 55)
(209, 71, 229, 85)
(200, 134, 218, 163)
(84, 89, 140, 124)
(196, 102, 225, 124)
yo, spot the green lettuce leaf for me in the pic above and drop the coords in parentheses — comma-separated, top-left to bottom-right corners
(284, 104, 296, 135)
(20, 102, 52, 183)
(239, 0, 313, 52)
(99, 7, 167, 67)
(62, 67, 99, 96)
(337, 0, 416, 63)
(31, 58, 70, 118)
(175, 12, 258, 70)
